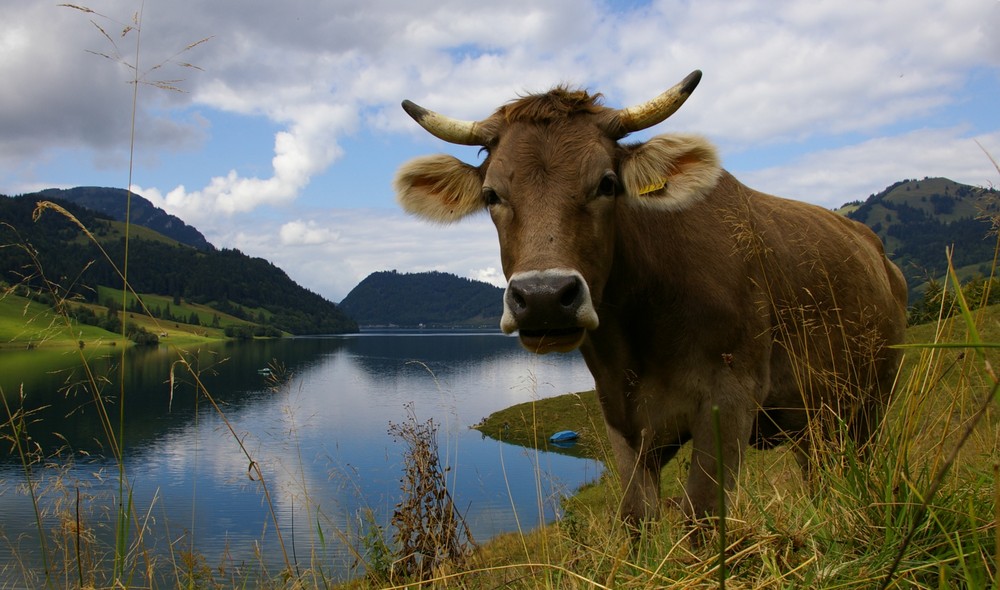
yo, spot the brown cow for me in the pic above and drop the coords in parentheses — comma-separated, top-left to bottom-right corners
(393, 70, 908, 525)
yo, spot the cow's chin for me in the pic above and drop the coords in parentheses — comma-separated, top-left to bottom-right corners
(517, 328, 586, 354)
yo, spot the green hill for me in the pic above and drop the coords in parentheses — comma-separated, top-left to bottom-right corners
(0, 192, 358, 337)
(0, 291, 124, 348)
(339, 270, 503, 328)
(845, 177, 999, 300)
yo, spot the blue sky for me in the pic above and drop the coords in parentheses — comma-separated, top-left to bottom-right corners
(2, 0, 999, 302)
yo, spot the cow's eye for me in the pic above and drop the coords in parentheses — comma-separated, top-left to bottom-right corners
(597, 173, 618, 197)
(483, 187, 502, 207)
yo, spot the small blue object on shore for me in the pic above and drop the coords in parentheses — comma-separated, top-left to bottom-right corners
(548, 430, 579, 443)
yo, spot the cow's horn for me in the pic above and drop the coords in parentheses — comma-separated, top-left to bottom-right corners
(401, 99, 486, 146)
(616, 70, 702, 134)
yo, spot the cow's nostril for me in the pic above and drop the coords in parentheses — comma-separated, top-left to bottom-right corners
(559, 280, 580, 308)
(511, 290, 527, 310)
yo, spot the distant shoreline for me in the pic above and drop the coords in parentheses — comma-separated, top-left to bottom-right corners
(356, 326, 505, 334)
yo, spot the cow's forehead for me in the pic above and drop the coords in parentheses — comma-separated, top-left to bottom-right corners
(485, 119, 617, 184)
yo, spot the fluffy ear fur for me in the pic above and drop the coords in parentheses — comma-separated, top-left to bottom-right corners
(393, 155, 484, 223)
(620, 134, 722, 211)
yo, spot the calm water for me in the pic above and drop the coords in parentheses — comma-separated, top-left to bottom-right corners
(0, 334, 599, 585)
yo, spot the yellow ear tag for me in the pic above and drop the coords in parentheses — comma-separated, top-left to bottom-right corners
(638, 179, 667, 195)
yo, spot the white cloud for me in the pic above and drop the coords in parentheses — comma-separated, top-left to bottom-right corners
(279, 219, 341, 246)
(742, 128, 1000, 208)
(0, 4, 207, 169)
(7, 1, 999, 197)
(472, 267, 505, 289)
(133, 98, 354, 221)
(619, 0, 996, 146)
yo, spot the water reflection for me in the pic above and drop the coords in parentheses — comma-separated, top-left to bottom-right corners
(0, 334, 598, 584)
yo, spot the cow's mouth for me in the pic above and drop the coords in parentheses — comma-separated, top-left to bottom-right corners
(517, 327, 586, 354)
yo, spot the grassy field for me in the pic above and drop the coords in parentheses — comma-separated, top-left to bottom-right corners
(96, 284, 263, 335)
(0, 289, 233, 350)
(0, 292, 127, 349)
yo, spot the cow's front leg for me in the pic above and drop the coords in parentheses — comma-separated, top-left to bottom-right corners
(607, 425, 661, 526)
(682, 400, 753, 521)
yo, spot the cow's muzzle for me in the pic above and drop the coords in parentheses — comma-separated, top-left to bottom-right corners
(500, 269, 599, 353)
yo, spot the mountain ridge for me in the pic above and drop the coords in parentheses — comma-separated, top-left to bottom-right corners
(39, 186, 214, 251)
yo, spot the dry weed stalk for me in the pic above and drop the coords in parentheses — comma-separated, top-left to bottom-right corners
(387, 402, 476, 582)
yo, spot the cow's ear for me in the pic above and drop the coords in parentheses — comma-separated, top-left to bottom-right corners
(394, 155, 484, 223)
(620, 134, 721, 211)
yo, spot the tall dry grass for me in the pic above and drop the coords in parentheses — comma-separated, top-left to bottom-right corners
(362, 261, 997, 589)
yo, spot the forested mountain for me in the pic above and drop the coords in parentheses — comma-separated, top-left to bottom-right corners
(340, 270, 503, 327)
(843, 177, 999, 300)
(40, 186, 213, 251)
(0, 192, 357, 335)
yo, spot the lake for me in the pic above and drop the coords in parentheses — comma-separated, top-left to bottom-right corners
(0, 333, 600, 586)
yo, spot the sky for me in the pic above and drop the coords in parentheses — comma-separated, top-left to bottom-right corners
(2, 1, 999, 303)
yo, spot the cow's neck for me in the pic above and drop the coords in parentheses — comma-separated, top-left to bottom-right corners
(614, 204, 694, 304)
(583, 206, 683, 358)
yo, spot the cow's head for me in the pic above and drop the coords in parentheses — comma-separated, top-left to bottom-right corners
(394, 70, 721, 353)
